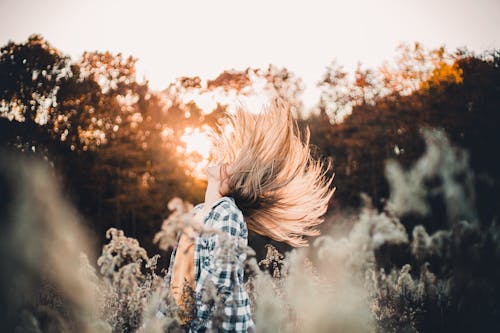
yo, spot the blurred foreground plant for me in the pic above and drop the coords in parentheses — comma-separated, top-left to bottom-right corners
(0, 151, 104, 333)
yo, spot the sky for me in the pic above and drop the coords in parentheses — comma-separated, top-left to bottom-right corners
(1, 0, 499, 110)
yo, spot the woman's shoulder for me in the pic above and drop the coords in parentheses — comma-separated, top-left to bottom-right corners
(213, 196, 243, 218)
(203, 197, 246, 236)
(215, 196, 239, 211)
(194, 196, 241, 214)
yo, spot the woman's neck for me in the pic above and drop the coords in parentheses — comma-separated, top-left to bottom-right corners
(204, 179, 222, 206)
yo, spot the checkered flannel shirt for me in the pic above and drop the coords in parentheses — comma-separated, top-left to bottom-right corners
(162, 196, 255, 332)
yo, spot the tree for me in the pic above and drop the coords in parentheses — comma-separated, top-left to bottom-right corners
(308, 43, 500, 229)
(0, 34, 72, 127)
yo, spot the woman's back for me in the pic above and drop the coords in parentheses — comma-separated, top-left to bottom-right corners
(164, 196, 254, 332)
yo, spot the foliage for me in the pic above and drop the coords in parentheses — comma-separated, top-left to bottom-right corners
(1, 35, 500, 332)
(0, 35, 309, 263)
(2, 123, 500, 333)
(0, 35, 207, 263)
(307, 43, 500, 216)
(0, 152, 100, 333)
(247, 128, 500, 332)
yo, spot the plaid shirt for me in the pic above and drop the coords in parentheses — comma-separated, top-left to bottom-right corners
(161, 196, 255, 332)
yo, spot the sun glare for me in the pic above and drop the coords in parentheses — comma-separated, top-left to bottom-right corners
(180, 125, 212, 179)
(181, 74, 273, 115)
(176, 74, 277, 178)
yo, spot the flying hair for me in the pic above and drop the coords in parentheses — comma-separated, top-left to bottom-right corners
(210, 98, 335, 247)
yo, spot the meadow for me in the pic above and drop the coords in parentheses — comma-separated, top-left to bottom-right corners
(1, 36, 499, 332)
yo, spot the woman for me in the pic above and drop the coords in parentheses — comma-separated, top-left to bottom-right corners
(160, 98, 335, 332)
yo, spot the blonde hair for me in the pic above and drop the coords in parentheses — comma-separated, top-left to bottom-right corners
(211, 98, 335, 247)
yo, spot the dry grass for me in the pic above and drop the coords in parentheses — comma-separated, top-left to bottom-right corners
(1, 127, 499, 332)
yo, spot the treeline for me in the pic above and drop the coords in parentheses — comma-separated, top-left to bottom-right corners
(0, 35, 304, 259)
(306, 44, 500, 234)
(1, 35, 499, 259)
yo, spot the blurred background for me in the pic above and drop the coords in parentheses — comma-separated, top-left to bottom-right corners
(1, 0, 499, 264)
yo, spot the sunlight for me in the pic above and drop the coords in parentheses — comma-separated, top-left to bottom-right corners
(180, 125, 212, 179)
(182, 91, 218, 114)
(175, 75, 274, 179)
(181, 126, 211, 160)
(180, 73, 273, 115)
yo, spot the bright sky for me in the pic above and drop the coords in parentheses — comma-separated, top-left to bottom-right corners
(1, 0, 499, 110)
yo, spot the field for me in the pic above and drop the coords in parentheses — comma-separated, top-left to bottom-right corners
(1, 35, 500, 332)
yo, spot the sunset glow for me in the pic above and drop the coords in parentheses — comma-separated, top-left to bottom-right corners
(179, 125, 212, 179)
(180, 74, 273, 115)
